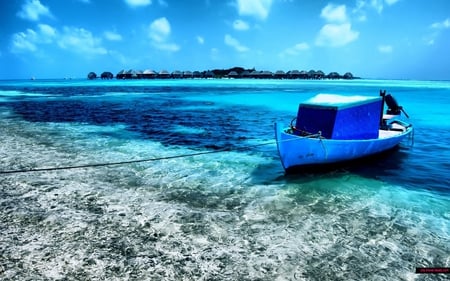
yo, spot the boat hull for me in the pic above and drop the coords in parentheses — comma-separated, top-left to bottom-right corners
(274, 122, 413, 171)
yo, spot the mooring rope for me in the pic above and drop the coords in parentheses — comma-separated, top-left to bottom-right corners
(0, 139, 285, 175)
(0, 129, 330, 175)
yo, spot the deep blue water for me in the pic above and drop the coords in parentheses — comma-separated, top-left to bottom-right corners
(0, 79, 449, 280)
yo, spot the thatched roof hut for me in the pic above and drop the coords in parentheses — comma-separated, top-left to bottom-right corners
(299, 70, 308, 79)
(343, 72, 353, 79)
(327, 72, 341, 79)
(172, 70, 183, 78)
(143, 69, 157, 79)
(241, 70, 251, 78)
(308, 70, 317, 79)
(204, 71, 214, 78)
(101, 71, 114, 79)
(260, 70, 273, 79)
(124, 69, 137, 79)
(316, 70, 325, 79)
(288, 70, 300, 79)
(159, 70, 170, 79)
(274, 70, 286, 79)
(250, 70, 261, 78)
(116, 69, 126, 79)
(193, 71, 202, 78)
(87, 72, 97, 80)
(227, 71, 239, 78)
(183, 71, 193, 78)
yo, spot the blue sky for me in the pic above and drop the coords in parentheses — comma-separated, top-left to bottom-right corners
(1, 0, 449, 80)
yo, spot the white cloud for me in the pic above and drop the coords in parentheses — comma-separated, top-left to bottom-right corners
(11, 30, 38, 53)
(10, 24, 57, 53)
(158, 0, 168, 7)
(197, 36, 204, 44)
(233, 19, 250, 31)
(352, 0, 367, 22)
(353, 0, 399, 21)
(425, 18, 449, 46)
(58, 26, 107, 55)
(148, 17, 180, 52)
(104, 31, 123, 41)
(321, 4, 347, 23)
(385, 0, 400, 5)
(370, 0, 384, 13)
(17, 0, 52, 21)
(124, 0, 152, 7)
(431, 18, 450, 29)
(10, 24, 111, 57)
(224, 34, 249, 52)
(369, 0, 399, 14)
(149, 17, 171, 42)
(38, 24, 57, 42)
(317, 2, 358, 48)
(316, 23, 359, 47)
(280, 42, 309, 56)
(236, 0, 273, 20)
(378, 45, 393, 53)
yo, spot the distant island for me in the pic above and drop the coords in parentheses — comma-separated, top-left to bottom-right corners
(87, 67, 359, 80)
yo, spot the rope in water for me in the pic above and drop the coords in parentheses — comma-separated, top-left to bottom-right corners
(0, 139, 288, 175)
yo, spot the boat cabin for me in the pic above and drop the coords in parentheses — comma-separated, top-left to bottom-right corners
(294, 94, 383, 140)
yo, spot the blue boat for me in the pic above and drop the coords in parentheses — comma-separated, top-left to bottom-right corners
(275, 91, 413, 172)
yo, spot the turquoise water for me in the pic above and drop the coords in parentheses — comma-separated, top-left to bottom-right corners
(0, 79, 449, 280)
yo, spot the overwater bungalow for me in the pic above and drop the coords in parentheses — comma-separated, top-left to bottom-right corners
(274, 70, 286, 79)
(116, 70, 126, 79)
(204, 71, 215, 78)
(299, 70, 308, 79)
(193, 71, 202, 78)
(143, 69, 157, 79)
(308, 70, 317, 79)
(172, 70, 183, 78)
(241, 70, 251, 78)
(316, 70, 325, 79)
(261, 70, 274, 79)
(327, 72, 341, 79)
(250, 70, 261, 78)
(183, 71, 193, 78)
(87, 72, 97, 80)
(288, 70, 301, 79)
(107, 67, 355, 80)
(124, 69, 138, 79)
(227, 71, 239, 78)
(159, 70, 171, 79)
(101, 71, 114, 79)
(343, 72, 354, 79)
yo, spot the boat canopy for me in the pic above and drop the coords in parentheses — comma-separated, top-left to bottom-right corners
(295, 94, 383, 140)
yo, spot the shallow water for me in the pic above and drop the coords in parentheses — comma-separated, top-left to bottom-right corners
(0, 79, 449, 280)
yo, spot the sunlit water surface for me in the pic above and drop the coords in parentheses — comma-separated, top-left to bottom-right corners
(0, 79, 449, 280)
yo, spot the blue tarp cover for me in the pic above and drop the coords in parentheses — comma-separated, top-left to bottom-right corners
(295, 94, 382, 140)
